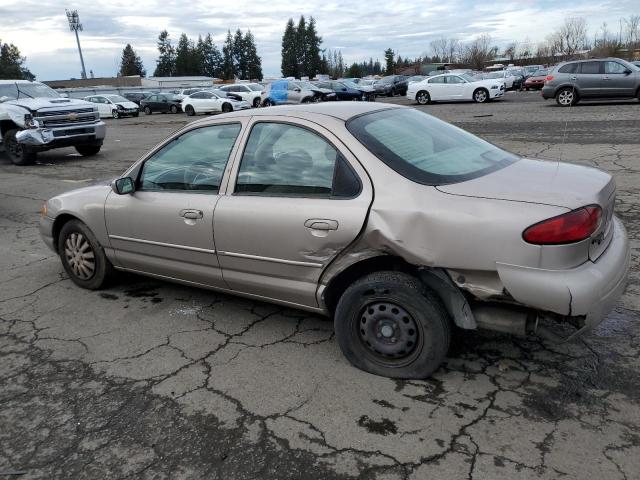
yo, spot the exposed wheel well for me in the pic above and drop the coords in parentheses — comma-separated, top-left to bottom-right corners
(322, 255, 417, 315)
(0, 120, 18, 138)
(51, 213, 80, 251)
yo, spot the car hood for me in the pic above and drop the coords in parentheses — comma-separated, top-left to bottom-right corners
(6, 97, 94, 112)
(115, 101, 139, 109)
(356, 86, 376, 93)
(436, 158, 614, 210)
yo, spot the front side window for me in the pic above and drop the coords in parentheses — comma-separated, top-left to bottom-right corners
(604, 61, 627, 74)
(235, 122, 360, 197)
(347, 108, 518, 185)
(139, 123, 241, 192)
(446, 76, 465, 84)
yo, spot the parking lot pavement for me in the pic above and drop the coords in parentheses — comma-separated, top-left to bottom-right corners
(1, 93, 639, 479)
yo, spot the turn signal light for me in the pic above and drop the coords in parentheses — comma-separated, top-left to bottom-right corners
(523, 205, 602, 245)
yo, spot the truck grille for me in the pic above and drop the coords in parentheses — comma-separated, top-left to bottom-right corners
(35, 108, 98, 128)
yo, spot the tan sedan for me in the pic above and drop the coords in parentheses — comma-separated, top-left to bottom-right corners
(39, 103, 630, 379)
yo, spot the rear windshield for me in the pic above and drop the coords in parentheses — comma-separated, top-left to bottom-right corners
(347, 108, 519, 185)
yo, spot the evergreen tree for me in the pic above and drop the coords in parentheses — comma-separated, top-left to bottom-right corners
(384, 48, 395, 74)
(305, 17, 322, 78)
(200, 33, 223, 78)
(281, 18, 298, 77)
(222, 30, 235, 80)
(154, 30, 175, 76)
(0, 39, 34, 80)
(119, 44, 146, 77)
(233, 29, 247, 78)
(295, 16, 307, 76)
(244, 30, 263, 80)
(319, 53, 329, 74)
(174, 33, 199, 75)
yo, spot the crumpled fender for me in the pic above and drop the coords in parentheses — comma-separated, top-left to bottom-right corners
(0, 103, 28, 127)
(16, 128, 54, 146)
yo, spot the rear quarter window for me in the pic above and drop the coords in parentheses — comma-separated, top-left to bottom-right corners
(558, 63, 577, 74)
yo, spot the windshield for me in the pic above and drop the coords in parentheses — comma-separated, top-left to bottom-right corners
(347, 108, 518, 185)
(459, 74, 475, 82)
(296, 81, 316, 90)
(342, 80, 360, 89)
(106, 95, 129, 103)
(532, 70, 548, 76)
(485, 72, 505, 79)
(0, 82, 60, 100)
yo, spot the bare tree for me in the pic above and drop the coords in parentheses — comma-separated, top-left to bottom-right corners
(624, 15, 640, 46)
(461, 34, 495, 70)
(503, 41, 518, 62)
(446, 38, 459, 63)
(560, 17, 588, 56)
(429, 37, 448, 62)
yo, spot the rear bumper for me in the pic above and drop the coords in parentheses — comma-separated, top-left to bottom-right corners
(541, 86, 555, 99)
(496, 217, 630, 332)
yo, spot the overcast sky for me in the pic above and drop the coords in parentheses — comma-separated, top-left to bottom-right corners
(0, 0, 637, 80)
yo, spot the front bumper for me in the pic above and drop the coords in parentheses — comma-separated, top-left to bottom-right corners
(496, 217, 630, 333)
(16, 121, 107, 150)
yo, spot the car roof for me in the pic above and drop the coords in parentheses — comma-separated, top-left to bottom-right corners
(191, 102, 401, 124)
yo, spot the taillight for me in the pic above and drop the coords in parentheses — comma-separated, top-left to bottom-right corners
(545, 75, 554, 82)
(523, 205, 602, 245)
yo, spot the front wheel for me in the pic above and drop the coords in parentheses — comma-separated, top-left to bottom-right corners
(416, 91, 430, 105)
(75, 145, 101, 157)
(112, 109, 120, 119)
(58, 219, 113, 290)
(221, 103, 233, 113)
(335, 271, 450, 379)
(2, 129, 37, 165)
(473, 88, 489, 103)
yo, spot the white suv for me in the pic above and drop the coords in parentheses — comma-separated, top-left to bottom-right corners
(217, 83, 263, 107)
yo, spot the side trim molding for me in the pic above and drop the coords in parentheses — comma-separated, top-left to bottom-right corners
(109, 235, 216, 254)
(218, 250, 323, 268)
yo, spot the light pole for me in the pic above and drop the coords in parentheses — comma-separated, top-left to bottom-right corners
(66, 9, 87, 79)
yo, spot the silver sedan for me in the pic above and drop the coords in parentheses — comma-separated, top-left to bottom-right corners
(39, 103, 630, 379)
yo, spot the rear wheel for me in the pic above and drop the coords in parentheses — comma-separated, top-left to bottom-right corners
(473, 88, 489, 103)
(170, 104, 178, 114)
(2, 129, 36, 166)
(185, 105, 196, 116)
(58, 220, 113, 290)
(556, 87, 577, 107)
(416, 91, 430, 105)
(144, 106, 152, 115)
(335, 271, 450, 379)
(75, 145, 101, 157)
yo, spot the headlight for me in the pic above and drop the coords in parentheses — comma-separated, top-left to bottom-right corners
(491, 85, 499, 89)
(24, 113, 39, 129)
(117, 104, 124, 109)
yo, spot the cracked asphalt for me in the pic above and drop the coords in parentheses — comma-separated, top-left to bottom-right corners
(1, 91, 639, 479)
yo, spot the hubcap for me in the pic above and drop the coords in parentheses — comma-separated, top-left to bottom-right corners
(358, 302, 419, 360)
(418, 93, 428, 104)
(64, 232, 95, 280)
(559, 91, 573, 105)
(476, 91, 486, 102)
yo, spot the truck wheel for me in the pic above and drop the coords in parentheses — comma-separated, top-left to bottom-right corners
(58, 219, 113, 290)
(334, 271, 451, 379)
(75, 145, 101, 157)
(2, 129, 37, 166)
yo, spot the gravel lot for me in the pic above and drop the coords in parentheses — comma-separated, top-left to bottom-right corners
(1, 91, 639, 479)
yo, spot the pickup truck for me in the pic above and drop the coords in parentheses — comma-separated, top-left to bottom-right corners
(0, 80, 106, 165)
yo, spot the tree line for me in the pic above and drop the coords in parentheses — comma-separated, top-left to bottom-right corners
(281, 16, 323, 78)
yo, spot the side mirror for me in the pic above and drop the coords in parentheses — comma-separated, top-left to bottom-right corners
(294, 88, 301, 92)
(624, 69, 632, 75)
(112, 177, 135, 195)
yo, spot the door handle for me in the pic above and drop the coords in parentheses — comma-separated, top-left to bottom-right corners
(304, 219, 338, 231)
(569, 76, 577, 80)
(180, 209, 203, 220)
(602, 76, 610, 80)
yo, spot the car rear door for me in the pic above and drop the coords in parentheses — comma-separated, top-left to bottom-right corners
(427, 76, 446, 100)
(576, 61, 603, 97)
(602, 60, 635, 96)
(104, 121, 247, 287)
(212, 116, 373, 308)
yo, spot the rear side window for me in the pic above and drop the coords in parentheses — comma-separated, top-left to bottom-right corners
(579, 62, 601, 74)
(347, 108, 518, 185)
(558, 63, 577, 74)
(235, 122, 360, 197)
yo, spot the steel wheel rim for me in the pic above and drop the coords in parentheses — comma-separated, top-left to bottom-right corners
(358, 301, 420, 362)
(64, 232, 96, 280)
(559, 91, 573, 105)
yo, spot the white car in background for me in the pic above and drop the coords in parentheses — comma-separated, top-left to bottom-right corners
(482, 70, 517, 90)
(217, 83, 263, 107)
(83, 94, 139, 118)
(181, 90, 251, 116)
(407, 73, 505, 104)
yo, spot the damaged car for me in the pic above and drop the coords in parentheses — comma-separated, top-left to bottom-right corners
(39, 103, 630, 379)
(1, 80, 106, 165)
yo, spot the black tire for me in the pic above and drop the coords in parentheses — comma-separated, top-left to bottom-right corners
(473, 88, 489, 103)
(75, 145, 101, 157)
(133, 111, 140, 117)
(301, 97, 313, 103)
(253, 97, 261, 108)
(262, 99, 273, 107)
(221, 103, 233, 113)
(170, 104, 178, 114)
(185, 105, 196, 116)
(2, 129, 36, 166)
(144, 106, 152, 115)
(555, 87, 577, 107)
(112, 109, 120, 119)
(58, 219, 113, 290)
(335, 271, 451, 379)
(416, 90, 430, 105)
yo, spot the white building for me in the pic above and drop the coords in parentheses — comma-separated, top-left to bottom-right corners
(141, 76, 220, 89)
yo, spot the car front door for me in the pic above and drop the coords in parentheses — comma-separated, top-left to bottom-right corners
(104, 121, 245, 287)
(94, 97, 111, 117)
(213, 118, 373, 308)
(443, 75, 465, 99)
(602, 60, 634, 96)
(576, 61, 603, 97)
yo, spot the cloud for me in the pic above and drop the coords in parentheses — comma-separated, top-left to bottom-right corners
(0, 0, 637, 79)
